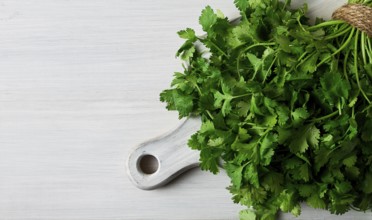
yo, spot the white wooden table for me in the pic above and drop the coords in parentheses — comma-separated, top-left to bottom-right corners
(0, 0, 371, 219)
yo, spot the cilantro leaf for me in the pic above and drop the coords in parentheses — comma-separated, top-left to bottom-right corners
(259, 133, 277, 166)
(320, 70, 350, 107)
(160, 0, 372, 218)
(289, 124, 320, 153)
(214, 91, 233, 116)
(244, 163, 259, 188)
(247, 53, 263, 80)
(278, 190, 298, 213)
(234, 0, 249, 12)
(225, 162, 244, 189)
(160, 89, 194, 118)
(177, 28, 196, 41)
(307, 194, 327, 209)
(362, 172, 372, 194)
(199, 6, 217, 33)
(239, 209, 256, 220)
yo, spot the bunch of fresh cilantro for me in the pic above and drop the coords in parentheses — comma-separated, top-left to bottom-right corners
(160, 0, 372, 219)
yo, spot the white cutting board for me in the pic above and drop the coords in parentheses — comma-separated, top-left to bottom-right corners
(0, 0, 371, 219)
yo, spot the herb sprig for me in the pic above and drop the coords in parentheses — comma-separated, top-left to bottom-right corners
(160, 0, 372, 219)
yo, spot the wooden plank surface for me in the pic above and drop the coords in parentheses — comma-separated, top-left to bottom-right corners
(0, 0, 371, 219)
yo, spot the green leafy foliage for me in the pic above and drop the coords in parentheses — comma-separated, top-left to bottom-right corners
(160, 0, 372, 219)
(199, 6, 218, 33)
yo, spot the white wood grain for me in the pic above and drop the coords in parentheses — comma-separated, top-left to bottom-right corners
(127, 116, 201, 190)
(0, 0, 370, 219)
(0, 1, 241, 219)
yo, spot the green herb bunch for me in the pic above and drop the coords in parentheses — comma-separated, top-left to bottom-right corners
(160, 0, 372, 219)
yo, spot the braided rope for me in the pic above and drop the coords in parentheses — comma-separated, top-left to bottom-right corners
(332, 3, 372, 37)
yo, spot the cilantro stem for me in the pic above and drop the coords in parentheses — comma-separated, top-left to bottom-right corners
(296, 51, 308, 62)
(337, 102, 342, 115)
(361, 32, 367, 65)
(336, 27, 355, 54)
(367, 37, 372, 63)
(283, 0, 290, 10)
(249, 126, 268, 130)
(306, 20, 345, 31)
(354, 30, 371, 104)
(317, 28, 356, 67)
(297, 16, 307, 33)
(326, 43, 338, 53)
(186, 78, 214, 120)
(296, 51, 316, 69)
(236, 42, 276, 78)
(206, 110, 214, 120)
(262, 56, 278, 83)
(362, 104, 372, 113)
(309, 111, 339, 123)
(350, 205, 363, 212)
(343, 50, 350, 83)
(206, 40, 228, 57)
(324, 25, 352, 40)
(234, 93, 251, 99)
(193, 82, 203, 95)
(245, 122, 269, 129)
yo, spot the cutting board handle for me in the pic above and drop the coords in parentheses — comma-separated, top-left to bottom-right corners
(127, 116, 202, 190)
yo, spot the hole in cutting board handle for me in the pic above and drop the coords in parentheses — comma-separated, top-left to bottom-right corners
(127, 116, 202, 189)
(138, 154, 159, 175)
